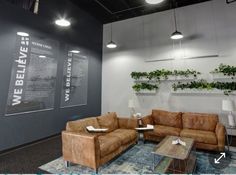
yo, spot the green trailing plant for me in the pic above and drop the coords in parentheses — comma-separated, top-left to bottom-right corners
(172, 69, 201, 78)
(172, 79, 236, 95)
(131, 69, 201, 81)
(211, 64, 236, 77)
(131, 72, 148, 80)
(132, 83, 159, 92)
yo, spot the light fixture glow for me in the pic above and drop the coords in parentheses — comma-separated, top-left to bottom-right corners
(145, 0, 165, 4)
(39, 55, 46, 58)
(171, 31, 183, 40)
(17, 32, 29, 37)
(55, 18, 71, 27)
(70, 50, 80, 54)
(106, 41, 117, 49)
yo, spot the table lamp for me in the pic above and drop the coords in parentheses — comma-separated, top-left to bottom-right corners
(222, 99, 236, 127)
(128, 99, 135, 117)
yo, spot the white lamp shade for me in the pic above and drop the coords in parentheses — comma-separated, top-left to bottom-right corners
(128, 99, 135, 108)
(222, 99, 235, 112)
(145, 0, 165, 4)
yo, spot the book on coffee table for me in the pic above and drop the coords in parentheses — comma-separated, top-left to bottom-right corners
(86, 126, 108, 132)
(172, 138, 186, 146)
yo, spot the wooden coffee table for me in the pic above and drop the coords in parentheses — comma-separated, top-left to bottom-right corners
(152, 136, 196, 174)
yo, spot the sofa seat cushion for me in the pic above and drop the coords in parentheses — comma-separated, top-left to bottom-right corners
(147, 125, 181, 137)
(106, 129, 137, 145)
(98, 135, 122, 157)
(180, 129, 217, 145)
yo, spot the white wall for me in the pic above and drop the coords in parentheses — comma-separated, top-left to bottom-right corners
(102, 0, 236, 134)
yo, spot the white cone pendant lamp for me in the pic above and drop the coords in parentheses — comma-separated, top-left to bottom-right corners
(106, 23, 117, 49)
(145, 0, 165, 4)
(171, 5, 183, 40)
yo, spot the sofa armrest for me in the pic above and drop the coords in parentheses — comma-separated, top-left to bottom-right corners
(141, 114, 153, 126)
(118, 118, 138, 129)
(62, 131, 100, 170)
(215, 123, 226, 151)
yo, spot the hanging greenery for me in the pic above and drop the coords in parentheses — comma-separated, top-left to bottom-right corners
(132, 83, 159, 92)
(131, 72, 149, 80)
(131, 69, 201, 81)
(172, 79, 236, 95)
(211, 64, 236, 77)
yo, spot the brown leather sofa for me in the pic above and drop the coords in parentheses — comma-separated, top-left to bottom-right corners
(141, 109, 225, 151)
(62, 112, 138, 172)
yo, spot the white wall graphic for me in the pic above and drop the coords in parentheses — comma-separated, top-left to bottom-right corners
(6, 33, 58, 115)
(60, 45, 89, 108)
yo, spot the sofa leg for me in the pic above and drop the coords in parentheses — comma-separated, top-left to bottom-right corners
(65, 161, 70, 168)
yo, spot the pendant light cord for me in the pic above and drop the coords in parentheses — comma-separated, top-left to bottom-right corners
(110, 23, 113, 41)
(173, 0, 177, 31)
(173, 8, 177, 31)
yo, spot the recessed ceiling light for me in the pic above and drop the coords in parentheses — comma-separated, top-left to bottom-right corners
(70, 50, 80, 54)
(145, 0, 165, 4)
(39, 55, 46, 58)
(17, 32, 29, 37)
(106, 41, 117, 49)
(55, 18, 71, 27)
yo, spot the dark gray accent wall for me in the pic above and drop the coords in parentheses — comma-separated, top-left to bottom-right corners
(0, 0, 102, 151)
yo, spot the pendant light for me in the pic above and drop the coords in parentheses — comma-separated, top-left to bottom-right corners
(171, 3, 183, 40)
(145, 0, 165, 4)
(106, 23, 117, 49)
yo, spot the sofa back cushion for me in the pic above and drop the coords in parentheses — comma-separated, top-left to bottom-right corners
(152, 109, 182, 128)
(66, 117, 100, 133)
(97, 112, 119, 132)
(182, 112, 219, 131)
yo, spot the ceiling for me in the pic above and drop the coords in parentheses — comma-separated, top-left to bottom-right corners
(70, 0, 212, 24)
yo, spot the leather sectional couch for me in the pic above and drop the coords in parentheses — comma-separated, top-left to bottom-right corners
(141, 109, 226, 151)
(62, 112, 138, 172)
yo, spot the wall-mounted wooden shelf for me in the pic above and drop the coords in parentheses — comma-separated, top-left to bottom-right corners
(171, 89, 236, 95)
(134, 75, 198, 83)
(211, 73, 236, 81)
(135, 90, 157, 94)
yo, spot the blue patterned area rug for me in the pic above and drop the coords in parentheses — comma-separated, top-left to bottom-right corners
(39, 143, 236, 174)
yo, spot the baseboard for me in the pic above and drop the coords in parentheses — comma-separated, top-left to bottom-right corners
(0, 133, 61, 156)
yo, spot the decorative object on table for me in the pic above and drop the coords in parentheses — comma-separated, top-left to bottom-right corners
(133, 113, 142, 118)
(172, 138, 186, 146)
(136, 124, 154, 130)
(128, 99, 135, 116)
(222, 99, 236, 127)
(86, 126, 108, 132)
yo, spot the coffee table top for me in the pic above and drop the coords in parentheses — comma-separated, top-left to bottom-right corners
(152, 136, 194, 160)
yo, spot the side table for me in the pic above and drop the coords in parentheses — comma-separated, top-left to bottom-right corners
(135, 126, 154, 143)
(225, 126, 236, 159)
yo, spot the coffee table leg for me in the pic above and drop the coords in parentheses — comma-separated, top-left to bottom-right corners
(153, 153, 155, 171)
